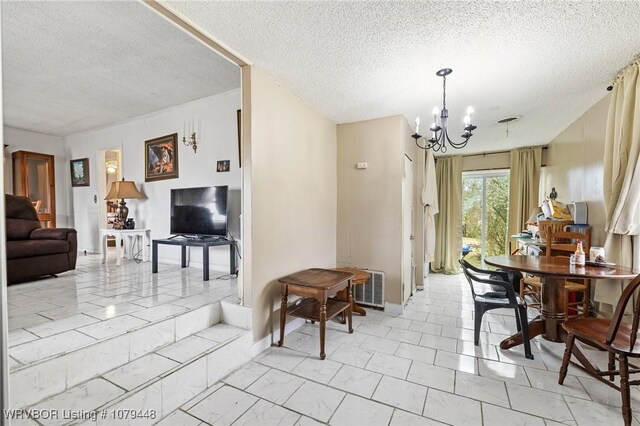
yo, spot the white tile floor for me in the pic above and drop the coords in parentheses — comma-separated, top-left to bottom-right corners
(7, 252, 237, 370)
(7, 259, 640, 425)
(173, 272, 639, 426)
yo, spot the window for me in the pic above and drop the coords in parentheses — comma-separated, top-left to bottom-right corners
(462, 171, 510, 267)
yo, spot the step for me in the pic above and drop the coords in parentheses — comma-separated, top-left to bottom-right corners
(9, 301, 222, 409)
(22, 324, 252, 426)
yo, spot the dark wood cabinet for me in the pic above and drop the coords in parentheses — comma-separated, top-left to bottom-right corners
(12, 150, 56, 228)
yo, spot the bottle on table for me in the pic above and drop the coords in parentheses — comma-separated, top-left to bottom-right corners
(574, 241, 586, 266)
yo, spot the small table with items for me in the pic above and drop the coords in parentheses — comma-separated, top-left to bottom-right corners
(278, 268, 355, 360)
(100, 228, 151, 266)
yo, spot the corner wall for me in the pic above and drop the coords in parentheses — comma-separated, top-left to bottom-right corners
(247, 67, 337, 341)
(542, 95, 610, 245)
(336, 116, 404, 305)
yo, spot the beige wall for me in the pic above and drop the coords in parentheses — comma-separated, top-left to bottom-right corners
(542, 94, 610, 246)
(247, 66, 337, 341)
(336, 116, 405, 305)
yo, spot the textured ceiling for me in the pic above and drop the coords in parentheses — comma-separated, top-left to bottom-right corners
(167, 0, 640, 154)
(2, 1, 240, 136)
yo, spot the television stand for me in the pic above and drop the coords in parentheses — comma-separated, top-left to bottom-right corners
(152, 237, 236, 280)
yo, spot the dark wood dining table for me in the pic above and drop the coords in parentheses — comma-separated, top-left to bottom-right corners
(485, 255, 638, 349)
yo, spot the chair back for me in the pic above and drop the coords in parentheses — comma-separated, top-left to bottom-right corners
(606, 273, 640, 349)
(545, 228, 591, 257)
(459, 259, 518, 305)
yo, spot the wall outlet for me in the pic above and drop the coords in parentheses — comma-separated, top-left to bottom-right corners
(356, 162, 368, 169)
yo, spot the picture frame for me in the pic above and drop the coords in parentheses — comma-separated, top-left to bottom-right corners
(145, 133, 179, 182)
(217, 160, 230, 173)
(70, 158, 90, 187)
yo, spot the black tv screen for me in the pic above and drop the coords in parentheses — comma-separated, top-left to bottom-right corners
(170, 186, 228, 237)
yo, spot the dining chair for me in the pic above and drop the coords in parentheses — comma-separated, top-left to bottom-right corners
(520, 226, 592, 318)
(559, 273, 640, 426)
(459, 259, 533, 359)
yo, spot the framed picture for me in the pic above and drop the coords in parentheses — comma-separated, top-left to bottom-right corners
(217, 160, 230, 172)
(70, 158, 90, 187)
(145, 133, 179, 182)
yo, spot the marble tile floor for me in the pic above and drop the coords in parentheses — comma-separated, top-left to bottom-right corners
(8, 264, 640, 425)
(7, 253, 237, 370)
(167, 273, 640, 426)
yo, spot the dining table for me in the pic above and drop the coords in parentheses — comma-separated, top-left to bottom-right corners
(484, 255, 638, 351)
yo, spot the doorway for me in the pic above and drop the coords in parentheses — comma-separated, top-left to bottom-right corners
(462, 171, 510, 267)
(402, 155, 414, 304)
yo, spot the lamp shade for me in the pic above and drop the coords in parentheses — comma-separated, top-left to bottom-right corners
(105, 180, 145, 200)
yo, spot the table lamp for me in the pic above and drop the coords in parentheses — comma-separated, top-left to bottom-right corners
(105, 178, 145, 226)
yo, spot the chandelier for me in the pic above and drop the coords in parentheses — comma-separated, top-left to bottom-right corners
(411, 68, 477, 153)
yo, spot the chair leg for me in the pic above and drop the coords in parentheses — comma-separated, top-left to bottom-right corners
(514, 307, 522, 332)
(518, 306, 533, 360)
(620, 354, 632, 426)
(559, 334, 575, 385)
(609, 352, 616, 381)
(474, 303, 485, 346)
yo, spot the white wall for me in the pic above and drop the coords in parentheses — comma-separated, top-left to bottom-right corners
(65, 89, 241, 269)
(245, 66, 337, 341)
(542, 94, 609, 246)
(3, 127, 72, 227)
(337, 116, 404, 305)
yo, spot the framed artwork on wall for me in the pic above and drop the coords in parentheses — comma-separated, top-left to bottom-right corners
(70, 158, 90, 187)
(145, 133, 179, 182)
(217, 160, 230, 172)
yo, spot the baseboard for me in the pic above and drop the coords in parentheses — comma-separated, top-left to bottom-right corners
(251, 317, 305, 357)
(384, 302, 404, 315)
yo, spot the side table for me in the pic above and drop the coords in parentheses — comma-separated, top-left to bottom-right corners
(278, 268, 355, 360)
(100, 228, 150, 266)
(332, 267, 370, 317)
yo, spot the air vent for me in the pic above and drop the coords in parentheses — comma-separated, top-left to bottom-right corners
(354, 269, 385, 308)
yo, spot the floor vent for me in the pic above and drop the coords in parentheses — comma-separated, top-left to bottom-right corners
(354, 269, 385, 308)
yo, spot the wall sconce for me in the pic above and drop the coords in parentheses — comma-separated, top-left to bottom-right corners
(106, 160, 118, 174)
(183, 119, 200, 153)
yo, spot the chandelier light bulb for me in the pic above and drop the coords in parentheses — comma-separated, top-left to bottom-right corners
(466, 106, 474, 115)
(464, 115, 471, 125)
(432, 107, 439, 116)
(415, 116, 420, 134)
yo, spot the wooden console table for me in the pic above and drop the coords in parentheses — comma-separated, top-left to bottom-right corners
(332, 267, 370, 318)
(152, 237, 237, 280)
(278, 268, 354, 360)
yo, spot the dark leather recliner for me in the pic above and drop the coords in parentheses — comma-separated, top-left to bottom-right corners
(5, 194, 77, 284)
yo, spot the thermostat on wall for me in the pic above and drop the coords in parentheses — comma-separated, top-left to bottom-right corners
(356, 162, 368, 169)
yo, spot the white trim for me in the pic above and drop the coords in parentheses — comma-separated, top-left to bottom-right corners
(384, 302, 404, 315)
(251, 318, 305, 357)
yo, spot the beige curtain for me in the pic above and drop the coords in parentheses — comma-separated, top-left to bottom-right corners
(595, 59, 640, 308)
(508, 147, 542, 244)
(432, 156, 462, 274)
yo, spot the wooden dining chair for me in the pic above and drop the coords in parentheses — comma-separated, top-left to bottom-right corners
(559, 273, 640, 426)
(520, 226, 591, 319)
(459, 259, 533, 359)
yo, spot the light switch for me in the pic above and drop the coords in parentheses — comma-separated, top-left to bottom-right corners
(356, 162, 368, 169)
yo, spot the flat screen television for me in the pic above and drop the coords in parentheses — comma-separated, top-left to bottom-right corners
(170, 186, 228, 237)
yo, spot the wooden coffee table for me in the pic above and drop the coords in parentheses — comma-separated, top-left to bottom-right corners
(278, 268, 355, 360)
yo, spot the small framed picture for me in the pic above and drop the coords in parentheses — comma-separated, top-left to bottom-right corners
(217, 160, 230, 172)
(145, 133, 179, 182)
(70, 158, 90, 187)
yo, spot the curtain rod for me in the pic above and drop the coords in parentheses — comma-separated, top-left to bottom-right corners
(458, 146, 548, 159)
